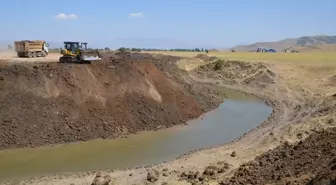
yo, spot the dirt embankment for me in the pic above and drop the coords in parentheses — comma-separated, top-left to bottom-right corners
(220, 127, 336, 185)
(188, 59, 336, 184)
(192, 59, 336, 129)
(0, 52, 222, 150)
(5, 55, 336, 185)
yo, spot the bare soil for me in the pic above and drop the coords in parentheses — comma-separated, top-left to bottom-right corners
(2, 53, 336, 185)
(194, 54, 217, 62)
(0, 52, 221, 150)
(0, 51, 61, 63)
(220, 127, 336, 185)
(188, 59, 336, 185)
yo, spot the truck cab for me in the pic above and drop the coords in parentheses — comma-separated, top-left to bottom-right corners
(43, 42, 49, 54)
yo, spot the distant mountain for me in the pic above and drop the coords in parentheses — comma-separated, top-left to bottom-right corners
(231, 35, 336, 52)
(289, 43, 336, 52)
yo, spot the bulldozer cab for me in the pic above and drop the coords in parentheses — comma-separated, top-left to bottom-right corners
(64, 42, 79, 54)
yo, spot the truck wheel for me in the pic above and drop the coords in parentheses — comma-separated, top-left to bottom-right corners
(17, 52, 21, 57)
(32, 52, 37, 58)
(41, 51, 46, 57)
(27, 52, 33, 58)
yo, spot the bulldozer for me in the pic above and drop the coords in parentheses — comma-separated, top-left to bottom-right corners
(59, 41, 101, 64)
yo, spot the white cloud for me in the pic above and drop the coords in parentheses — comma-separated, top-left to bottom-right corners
(129, 12, 144, 18)
(55, 13, 78, 20)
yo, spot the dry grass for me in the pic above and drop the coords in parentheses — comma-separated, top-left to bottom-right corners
(176, 58, 205, 71)
(150, 51, 336, 96)
(292, 44, 336, 53)
(146, 51, 336, 63)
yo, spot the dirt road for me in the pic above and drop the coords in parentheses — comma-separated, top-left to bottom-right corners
(0, 51, 60, 63)
(2, 53, 336, 185)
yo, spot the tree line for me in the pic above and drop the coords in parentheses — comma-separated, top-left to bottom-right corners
(49, 47, 210, 53)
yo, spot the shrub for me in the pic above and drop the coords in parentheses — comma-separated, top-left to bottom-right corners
(118, 47, 126, 52)
(214, 60, 223, 70)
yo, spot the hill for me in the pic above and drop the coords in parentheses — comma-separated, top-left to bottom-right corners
(231, 35, 336, 52)
(289, 43, 336, 52)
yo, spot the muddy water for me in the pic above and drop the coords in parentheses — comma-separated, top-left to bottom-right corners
(0, 87, 272, 183)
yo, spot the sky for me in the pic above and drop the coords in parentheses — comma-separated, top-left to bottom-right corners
(0, 0, 336, 49)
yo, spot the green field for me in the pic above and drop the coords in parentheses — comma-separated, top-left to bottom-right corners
(147, 51, 336, 63)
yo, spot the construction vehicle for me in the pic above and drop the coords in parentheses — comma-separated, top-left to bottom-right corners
(14, 40, 49, 58)
(59, 41, 101, 64)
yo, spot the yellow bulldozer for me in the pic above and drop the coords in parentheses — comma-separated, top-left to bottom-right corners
(59, 41, 101, 64)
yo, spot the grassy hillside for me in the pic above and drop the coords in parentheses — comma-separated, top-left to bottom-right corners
(231, 35, 336, 52)
(147, 51, 336, 63)
(289, 43, 336, 52)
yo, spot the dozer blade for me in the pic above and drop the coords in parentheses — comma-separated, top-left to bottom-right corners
(81, 50, 101, 61)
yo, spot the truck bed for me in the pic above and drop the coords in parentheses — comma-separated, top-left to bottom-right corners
(14, 40, 44, 52)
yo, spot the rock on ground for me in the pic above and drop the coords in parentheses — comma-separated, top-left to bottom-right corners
(147, 169, 160, 182)
(91, 172, 112, 185)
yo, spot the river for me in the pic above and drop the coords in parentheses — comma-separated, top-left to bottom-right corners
(0, 86, 272, 183)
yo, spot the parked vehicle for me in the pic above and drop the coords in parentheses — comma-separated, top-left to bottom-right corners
(14, 40, 49, 58)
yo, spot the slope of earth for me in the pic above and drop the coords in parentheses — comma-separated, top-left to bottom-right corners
(0, 52, 222, 150)
(221, 127, 336, 185)
(8, 53, 336, 185)
(187, 57, 336, 184)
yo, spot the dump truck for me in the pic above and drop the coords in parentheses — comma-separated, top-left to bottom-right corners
(14, 40, 49, 58)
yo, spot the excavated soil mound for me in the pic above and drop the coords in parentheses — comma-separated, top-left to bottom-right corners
(193, 60, 275, 89)
(0, 52, 221, 150)
(194, 54, 217, 61)
(220, 127, 336, 185)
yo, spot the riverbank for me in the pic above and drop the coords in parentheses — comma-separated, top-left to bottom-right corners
(3, 53, 336, 185)
(0, 52, 222, 150)
(187, 57, 336, 184)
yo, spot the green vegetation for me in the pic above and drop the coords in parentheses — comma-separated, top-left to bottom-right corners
(213, 59, 223, 70)
(48, 48, 61, 53)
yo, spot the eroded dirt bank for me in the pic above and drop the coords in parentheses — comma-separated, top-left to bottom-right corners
(3, 54, 336, 185)
(0, 52, 221, 150)
(188, 58, 336, 185)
